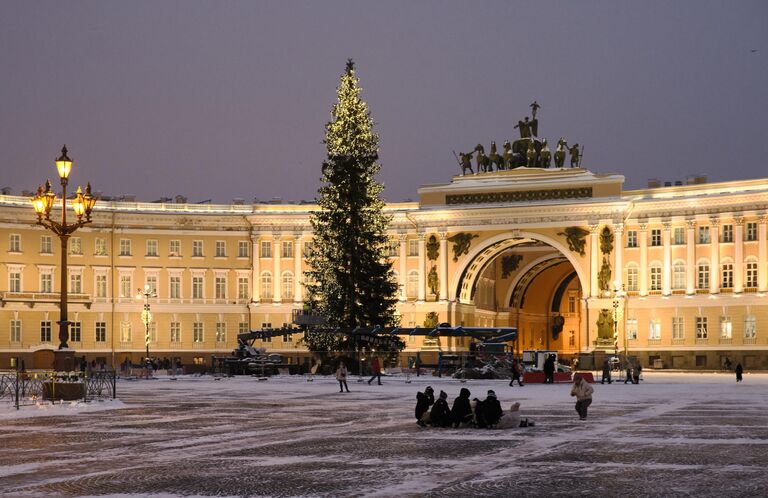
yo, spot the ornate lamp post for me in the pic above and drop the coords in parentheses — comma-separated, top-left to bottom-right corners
(31, 146, 96, 370)
(137, 284, 157, 360)
(611, 280, 627, 361)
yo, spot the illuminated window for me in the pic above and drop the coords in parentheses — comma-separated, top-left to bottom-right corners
(120, 275, 132, 298)
(649, 264, 662, 291)
(145, 275, 157, 295)
(69, 272, 82, 294)
(672, 316, 684, 340)
(673, 262, 686, 290)
(70, 237, 83, 255)
(745, 316, 756, 338)
(649, 318, 661, 339)
(281, 272, 294, 300)
(238, 277, 249, 300)
(95, 237, 107, 256)
(626, 266, 639, 292)
(261, 272, 273, 299)
(720, 316, 732, 339)
(193, 323, 204, 343)
(120, 322, 131, 342)
(697, 263, 709, 289)
(698, 227, 710, 244)
(146, 239, 158, 256)
(9, 271, 21, 293)
(119, 238, 131, 256)
(96, 274, 107, 297)
(673, 227, 685, 245)
(216, 323, 226, 343)
(721, 263, 733, 289)
(170, 322, 181, 343)
(626, 318, 637, 340)
(193, 357, 204, 365)
(696, 317, 708, 339)
(10, 320, 21, 342)
(169, 240, 181, 256)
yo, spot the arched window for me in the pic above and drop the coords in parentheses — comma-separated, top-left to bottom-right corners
(261, 272, 273, 299)
(697, 260, 709, 289)
(406, 270, 419, 299)
(673, 261, 686, 290)
(649, 263, 662, 291)
(626, 264, 639, 292)
(281, 272, 294, 300)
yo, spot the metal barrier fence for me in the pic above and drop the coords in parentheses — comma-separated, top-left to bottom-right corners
(0, 370, 117, 410)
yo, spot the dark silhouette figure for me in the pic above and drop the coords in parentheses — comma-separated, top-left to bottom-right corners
(509, 359, 524, 386)
(735, 363, 744, 382)
(415, 386, 435, 426)
(429, 390, 452, 427)
(367, 356, 382, 385)
(450, 387, 473, 427)
(601, 357, 612, 384)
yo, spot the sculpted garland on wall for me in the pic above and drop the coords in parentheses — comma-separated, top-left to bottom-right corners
(447, 232, 478, 261)
(557, 227, 590, 256)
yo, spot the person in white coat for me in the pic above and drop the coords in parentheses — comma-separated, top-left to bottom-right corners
(336, 362, 350, 393)
(496, 402, 535, 428)
(570, 373, 594, 420)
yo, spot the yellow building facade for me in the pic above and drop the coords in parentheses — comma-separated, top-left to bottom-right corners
(2, 166, 768, 370)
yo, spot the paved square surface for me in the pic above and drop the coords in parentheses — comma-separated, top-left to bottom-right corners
(2, 372, 767, 497)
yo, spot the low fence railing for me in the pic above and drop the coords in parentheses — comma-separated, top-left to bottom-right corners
(0, 370, 117, 410)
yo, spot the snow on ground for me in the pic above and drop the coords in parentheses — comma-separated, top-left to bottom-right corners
(2, 371, 768, 497)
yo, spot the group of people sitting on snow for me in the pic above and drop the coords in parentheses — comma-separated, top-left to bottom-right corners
(415, 386, 534, 429)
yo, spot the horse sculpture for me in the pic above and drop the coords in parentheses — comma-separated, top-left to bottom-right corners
(474, 144, 491, 173)
(539, 138, 551, 168)
(526, 142, 538, 168)
(554, 138, 567, 168)
(488, 142, 504, 171)
(503, 140, 524, 169)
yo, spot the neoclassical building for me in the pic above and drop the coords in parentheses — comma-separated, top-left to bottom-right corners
(2, 166, 768, 370)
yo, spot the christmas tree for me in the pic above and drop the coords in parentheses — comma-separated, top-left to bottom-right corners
(304, 60, 398, 343)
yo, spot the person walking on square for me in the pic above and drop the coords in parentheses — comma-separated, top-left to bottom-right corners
(601, 357, 612, 384)
(544, 354, 556, 384)
(571, 373, 594, 420)
(735, 363, 744, 382)
(509, 359, 524, 386)
(368, 356, 382, 385)
(624, 364, 633, 384)
(336, 362, 350, 393)
(632, 362, 642, 384)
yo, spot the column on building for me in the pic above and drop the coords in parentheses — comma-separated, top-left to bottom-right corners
(662, 221, 672, 295)
(250, 233, 260, 302)
(439, 231, 448, 301)
(734, 216, 744, 293)
(709, 217, 720, 293)
(639, 223, 648, 296)
(686, 219, 696, 294)
(589, 225, 600, 297)
(760, 214, 768, 292)
(293, 233, 303, 303)
(417, 232, 426, 302)
(399, 233, 407, 301)
(273, 232, 281, 303)
(613, 223, 623, 289)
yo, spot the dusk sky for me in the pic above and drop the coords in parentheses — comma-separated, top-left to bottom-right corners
(1, 1, 766, 203)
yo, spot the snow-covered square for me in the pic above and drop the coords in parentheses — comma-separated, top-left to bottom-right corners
(2, 372, 768, 497)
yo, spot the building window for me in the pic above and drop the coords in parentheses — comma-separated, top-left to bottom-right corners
(193, 357, 205, 366)
(696, 317, 708, 339)
(119, 239, 131, 256)
(96, 274, 107, 297)
(745, 315, 756, 338)
(40, 272, 53, 293)
(673, 262, 686, 290)
(649, 265, 662, 291)
(673, 227, 685, 245)
(192, 240, 203, 257)
(281, 241, 293, 258)
(746, 261, 758, 288)
(260, 241, 272, 258)
(261, 272, 273, 299)
(119, 321, 131, 342)
(146, 239, 158, 256)
(192, 276, 204, 299)
(9, 234, 21, 252)
(721, 225, 733, 243)
(238, 277, 249, 300)
(239, 322, 249, 334)
(170, 322, 181, 343)
(625, 230, 637, 248)
(40, 235, 52, 254)
(650, 229, 661, 246)
(720, 316, 732, 339)
(698, 226, 710, 244)
(120, 275, 132, 298)
(70, 322, 81, 342)
(215, 276, 227, 299)
(95, 322, 106, 343)
(649, 318, 661, 340)
(70, 237, 83, 255)
(10, 320, 21, 342)
(216, 323, 226, 343)
(746, 222, 758, 241)
(568, 296, 576, 313)
(95, 237, 107, 256)
(407, 270, 419, 298)
(145, 275, 158, 295)
(215, 240, 226, 257)
(281, 272, 294, 300)
(9, 271, 21, 293)
(626, 266, 639, 292)
(721, 263, 733, 289)
(408, 239, 419, 256)
(69, 273, 82, 294)
(626, 318, 638, 340)
(193, 323, 204, 343)
(672, 316, 684, 340)
(697, 263, 709, 289)
(169, 240, 181, 256)
(238, 241, 249, 258)
(170, 276, 181, 299)
(568, 330, 575, 346)
(40, 321, 52, 342)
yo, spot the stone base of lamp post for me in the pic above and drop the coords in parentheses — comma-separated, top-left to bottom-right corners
(53, 350, 76, 372)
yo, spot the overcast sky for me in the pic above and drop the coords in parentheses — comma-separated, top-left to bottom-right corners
(1, 1, 766, 203)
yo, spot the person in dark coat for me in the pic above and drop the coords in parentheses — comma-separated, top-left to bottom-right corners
(601, 357, 612, 384)
(481, 390, 503, 428)
(415, 386, 434, 426)
(632, 362, 642, 384)
(509, 359, 524, 386)
(624, 364, 633, 384)
(450, 387, 473, 427)
(367, 356, 382, 385)
(543, 355, 556, 384)
(735, 363, 744, 382)
(429, 390, 452, 427)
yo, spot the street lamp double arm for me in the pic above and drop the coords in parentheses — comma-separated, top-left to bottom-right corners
(137, 285, 158, 360)
(31, 146, 96, 350)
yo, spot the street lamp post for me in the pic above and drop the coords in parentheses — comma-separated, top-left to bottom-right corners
(31, 146, 96, 371)
(611, 280, 627, 363)
(137, 284, 157, 360)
